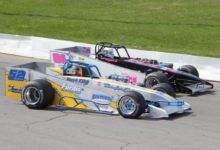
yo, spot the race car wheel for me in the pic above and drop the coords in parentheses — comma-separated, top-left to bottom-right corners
(152, 83, 176, 98)
(149, 59, 158, 64)
(118, 91, 146, 119)
(97, 54, 103, 60)
(178, 65, 199, 77)
(144, 72, 169, 88)
(22, 79, 54, 109)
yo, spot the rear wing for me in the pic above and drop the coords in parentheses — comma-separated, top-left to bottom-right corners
(5, 66, 30, 99)
(5, 62, 54, 99)
(50, 46, 92, 67)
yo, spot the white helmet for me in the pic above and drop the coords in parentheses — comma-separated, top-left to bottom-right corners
(66, 65, 82, 76)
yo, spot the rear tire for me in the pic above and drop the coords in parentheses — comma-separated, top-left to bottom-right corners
(178, 65, 199, 77)
(117, 91, 146, 119)
(152, 83, 176, 98)
(144, 72, 169, 88)
(22, 79, 54, 109)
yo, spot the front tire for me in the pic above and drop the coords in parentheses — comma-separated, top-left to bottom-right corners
(144, 72, 169, 88)
(152, 83, 176, 98)
(178, 65, 199, 77)
(117, 91, 146, 119)
(22, 79, 54, 109)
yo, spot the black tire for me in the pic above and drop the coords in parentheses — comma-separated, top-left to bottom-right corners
(22, 79, 55, 109)
(152, 83, 176, 98)
(149, 59, 158, 64)
(144, 72, 169, 88)
(178, 65, 199, 77)
(97, 54, 103, 60)
(117, 91, 146, 119)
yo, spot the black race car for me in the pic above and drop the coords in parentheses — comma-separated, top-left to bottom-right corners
(95, 42, 213, 95)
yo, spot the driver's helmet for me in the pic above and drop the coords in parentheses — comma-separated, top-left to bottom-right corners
(100, 48, 114, 58)
(65, 65, 82, 76)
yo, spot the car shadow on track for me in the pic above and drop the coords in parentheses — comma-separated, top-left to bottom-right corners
(164, 112, 194, 121)
(139, 112, 194, 121)
(17, 101, 194, 121)
(189, 90, 216, 97)
(42, 106, 117, 118)
(176, 90, 216, 98)
(17, 102, 194, 121)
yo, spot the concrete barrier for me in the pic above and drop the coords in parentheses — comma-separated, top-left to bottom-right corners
(0, 33, 219, 81)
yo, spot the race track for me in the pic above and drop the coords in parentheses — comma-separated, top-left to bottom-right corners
(0, 53, 219, 150)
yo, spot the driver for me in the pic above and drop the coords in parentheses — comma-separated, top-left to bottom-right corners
(99, 48, 114, 58)
(64, 65, 82, 76)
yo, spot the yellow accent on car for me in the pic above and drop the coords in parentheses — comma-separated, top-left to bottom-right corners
(61, 97, 77, 107)
(145, 88, 156, 93)
(78, 56, 85, 61)
(52, 92, 61, 105)
(49, 81, 77, 106)
(76, 103, 88, 109)
(110, 101, 117, 108)
(49, 81, 89, 109)
(49, 67, 63, 74)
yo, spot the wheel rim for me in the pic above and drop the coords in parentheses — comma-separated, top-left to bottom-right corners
(119, 96, 137, 115)
(24, 87, 41, 105)
(145, 77, 160, 88)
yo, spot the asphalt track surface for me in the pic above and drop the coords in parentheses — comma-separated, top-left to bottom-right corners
(0, 53, 219, 150)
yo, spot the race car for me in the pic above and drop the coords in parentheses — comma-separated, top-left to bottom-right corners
(5, 60, 191, 119)
(95, 42, 213, 95)
(95, 42, 173, 70)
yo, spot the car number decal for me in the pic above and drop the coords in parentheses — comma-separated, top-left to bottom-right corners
(8, 69, 26, 81)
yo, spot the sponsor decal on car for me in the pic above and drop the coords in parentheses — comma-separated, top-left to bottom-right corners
(61, 83, 83, 94)
(96, 82, 102, 86)
(66, 78, 90, 85)
(52, 52, 66, 64)
(92, 94, 113, 101)
(8, 85, 22, 93)
(109, 74, 137, 85)
(104, 83, 130, 92)
(91, 94, 113, 106)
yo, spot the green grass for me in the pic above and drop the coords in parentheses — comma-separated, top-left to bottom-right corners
(0, 0, 220, 57)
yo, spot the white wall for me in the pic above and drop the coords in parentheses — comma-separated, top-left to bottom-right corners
(0, 33, 219, 81)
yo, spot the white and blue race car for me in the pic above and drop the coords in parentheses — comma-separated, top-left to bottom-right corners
(5, 59, 191, 119)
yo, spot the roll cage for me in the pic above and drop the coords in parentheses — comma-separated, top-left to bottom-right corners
(95, 42, 131, 59)
(63, 61, 102, 79)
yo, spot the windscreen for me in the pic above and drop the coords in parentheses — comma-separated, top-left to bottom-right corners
(90, 66, 101, 78)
